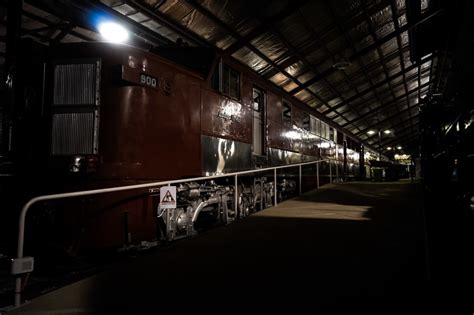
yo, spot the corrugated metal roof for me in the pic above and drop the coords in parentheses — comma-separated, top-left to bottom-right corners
(0, 0, 447, 152)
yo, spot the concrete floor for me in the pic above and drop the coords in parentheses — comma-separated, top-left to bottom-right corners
(10, 181, 430, 314)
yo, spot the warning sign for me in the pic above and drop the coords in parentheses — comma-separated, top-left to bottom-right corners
(159, 186, 176, 209)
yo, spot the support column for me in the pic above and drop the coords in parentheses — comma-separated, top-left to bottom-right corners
(274, 168, 277, 206)
(298, 165, 302, 195)
(316, 162, 319, 188)
(3, 0, 23, 156)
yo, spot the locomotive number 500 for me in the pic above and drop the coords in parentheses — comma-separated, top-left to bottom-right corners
(140, 73, 157, 88)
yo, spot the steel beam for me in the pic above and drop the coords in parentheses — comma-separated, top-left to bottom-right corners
(182, 0, 353, 124)
(338, 66, 430, 117)
(289, 9, 443, 96)
(377, 127, 420, 148)
(340, 80, 429, 128)
(124, 0, 206, 47)
(224, 0, 310, 55)
(367, 120, 419, 147)
(322, 56, 434, 115)
(356, 101, 420, 137)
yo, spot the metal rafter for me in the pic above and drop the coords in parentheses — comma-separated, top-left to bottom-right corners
(393, 133, 420, 149)
(367, 125, 420, 152)
(2, 20, 76, 44)
(181, 0, 354, 124)
(267, 24, 359, 129)
(0, 18, 55, 44)
(8, 0, 446, 157)
(293, 12, 359, 102)
(367, 114, 419, 143)
(389, 0, 414, 131)
(365, 114, 420, 142)
(282, 38, 410, 99)
(320, 0, 384, 124)
(322, 55, 434, 115)
(123, 0, 206, 47)
(427, 53, 436, 94)
(339, 66, 430, 119)
(20, 23, 67, 35)
(362, 2, 407, 131)
(53, 24, 75, 43)
(318, 1, 378, 117)
(345, 82, 425, 130)
(223, 0, 310, 55)
(289, 8, 443, 96)
(377, 126, 419, 148)
(356, 100, 420, 137)
(371, 127, 418, 149)
(367, 113, 420, 141)
(24, 0, 176, 48)
(393, 133, 419, 146)
(379, 132, 420, 148)
(275, 10, 366, 130)
(125, 0, 329, 118)
(364, 117, 419, 147)
(432, 47, 448, 94)
(260, 0, 392, 79)
(22, 9, 94, 42)
(361, 0, 398, 105)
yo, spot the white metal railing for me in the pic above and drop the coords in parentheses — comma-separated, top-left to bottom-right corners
(11, 158, 335, 307)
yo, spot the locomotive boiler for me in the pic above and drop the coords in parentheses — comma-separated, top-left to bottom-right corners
(1, 41, 368, 253)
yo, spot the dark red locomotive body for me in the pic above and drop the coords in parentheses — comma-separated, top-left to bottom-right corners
(1, 41, 373, 250)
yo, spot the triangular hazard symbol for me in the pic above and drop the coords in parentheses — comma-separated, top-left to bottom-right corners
(161, 190, 175, 203)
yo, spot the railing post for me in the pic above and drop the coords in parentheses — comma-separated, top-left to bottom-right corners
(274, 168, 277, 206)
(234, 174, 238, 218)
(299, 165, 302, 195)
(329, 160, 333, 184)
(316, 162, 320, 188)
(15, 277, 21, 307)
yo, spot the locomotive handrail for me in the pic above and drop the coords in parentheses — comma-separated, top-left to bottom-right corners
(12, 158, 334, 307)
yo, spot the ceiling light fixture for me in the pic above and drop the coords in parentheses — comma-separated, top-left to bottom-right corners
(367, 130, 376, 135)
(383, 130, 391, 134)
(332, 61, 352, 70)
(396, 146, 402, 150)
(98, 22, 129, 43)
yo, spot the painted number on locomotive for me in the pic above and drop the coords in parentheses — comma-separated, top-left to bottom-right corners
(140, 73, 157, 88)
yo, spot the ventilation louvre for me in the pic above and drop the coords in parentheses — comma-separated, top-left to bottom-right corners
(50, 59, 101, 156)
(51, 112, 97, 155)
(53, 63, 98, 106)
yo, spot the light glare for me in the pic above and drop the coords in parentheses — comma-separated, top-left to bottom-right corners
(98, 22, 129, 43)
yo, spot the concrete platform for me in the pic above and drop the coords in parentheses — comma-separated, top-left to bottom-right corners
(9, 181, 429, 314)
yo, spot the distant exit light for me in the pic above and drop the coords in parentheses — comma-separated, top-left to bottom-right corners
(98, 22, 129, 43)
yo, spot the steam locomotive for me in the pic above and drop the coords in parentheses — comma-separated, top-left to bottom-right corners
(0, 41, 375, 252)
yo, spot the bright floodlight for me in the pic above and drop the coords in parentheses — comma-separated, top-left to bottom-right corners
(383, 130, 391, 134)
(367, 130, 376, 135)
(396, 146, 402, 150)
(98, 22, 129, 43)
